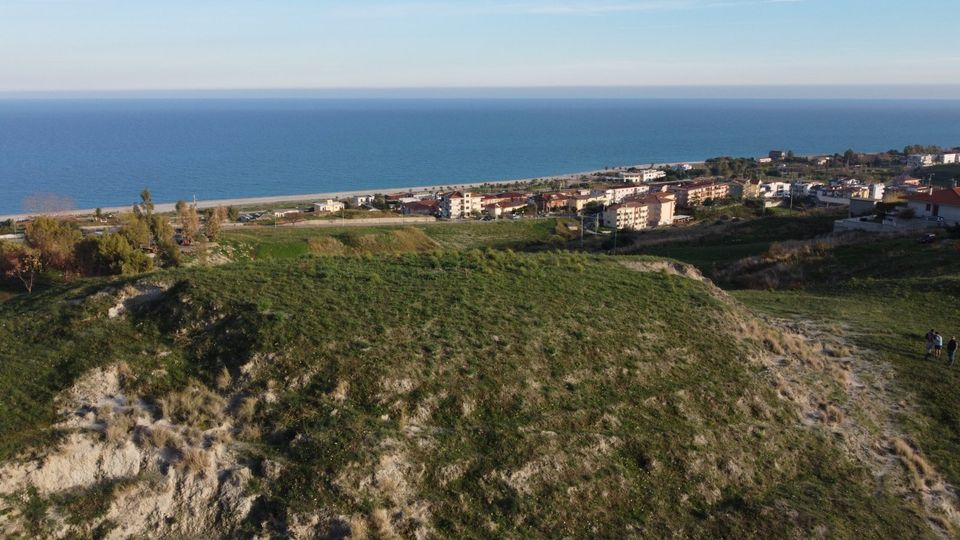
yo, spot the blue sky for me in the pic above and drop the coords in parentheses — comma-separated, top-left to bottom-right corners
(1, 0, 958, 94)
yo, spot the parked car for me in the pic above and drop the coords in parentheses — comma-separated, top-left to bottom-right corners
(919, 233, 937, 244)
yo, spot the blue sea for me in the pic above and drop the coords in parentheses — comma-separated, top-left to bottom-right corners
(1, 98, 960, 215)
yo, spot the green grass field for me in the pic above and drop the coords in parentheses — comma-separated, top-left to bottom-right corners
(732, 237, 960, 488)
(0, 248, 935, 537)
(2, 213, 958, 537)
(629, 211, 843, 272)
(221, 219, 575, 261)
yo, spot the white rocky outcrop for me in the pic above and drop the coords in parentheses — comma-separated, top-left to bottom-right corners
(0, 364, 259, 539)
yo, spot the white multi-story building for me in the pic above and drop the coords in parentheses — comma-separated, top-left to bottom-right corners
(620, 169, 667, 183)
(790, 182, 817, 198)
(439, 191, 482, 219)
(940, 152, 959, 165)
(909, 154, 936, 168)
(592, 185, 650, 204)
(350, 195, 374, 207)
(760, 181, 792, 199)
(313, 199, 346, 213)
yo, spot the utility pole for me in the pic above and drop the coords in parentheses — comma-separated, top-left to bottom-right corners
(580, 214, 584, 250)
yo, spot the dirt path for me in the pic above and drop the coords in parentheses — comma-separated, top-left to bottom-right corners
(622, 259, 960, 537)
(763, 317, 960, 538)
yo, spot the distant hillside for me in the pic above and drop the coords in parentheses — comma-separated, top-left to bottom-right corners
(0, 250, 942, 538)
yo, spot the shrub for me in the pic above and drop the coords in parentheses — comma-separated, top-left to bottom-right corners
(75, 234, 153, 277)
(172, 447, 210, 475)
(0, 242, 42, 293)
(24, 216, 81, 273)
(159, 383, 226, 429)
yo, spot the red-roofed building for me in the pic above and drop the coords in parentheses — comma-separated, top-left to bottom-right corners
(400, 200, 439, 216)
(904, 188, 960, 224)
(482, 192, 528, 206)
(537, 192, 573, 213)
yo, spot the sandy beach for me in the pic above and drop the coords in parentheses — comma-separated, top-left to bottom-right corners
(0, 160, 703, 221)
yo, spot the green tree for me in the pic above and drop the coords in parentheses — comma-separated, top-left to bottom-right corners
(843, 149, 857, 167)
(139, 188, 155, 216)
(24, 216, 81, 273)
(176, 201, 200, 245)
(226, 206, 240, 222)
(0, 242, 42, 293)
(75, 234, 153, 276)
(118, 213, 151, 248)
(206, 206, 228, 242)
(150, 215, 180, 267)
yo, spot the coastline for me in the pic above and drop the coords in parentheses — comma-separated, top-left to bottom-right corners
(0, 160, 703, 221)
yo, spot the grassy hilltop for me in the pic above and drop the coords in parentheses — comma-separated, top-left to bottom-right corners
(0, 214, 958, 538)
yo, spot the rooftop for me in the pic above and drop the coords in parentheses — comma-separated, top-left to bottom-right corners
(904, 187, 960, 206)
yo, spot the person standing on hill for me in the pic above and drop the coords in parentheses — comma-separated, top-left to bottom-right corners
(934, 332, 944, 361)
(925, 329, 936, 360)
(947, 337, 958, 367)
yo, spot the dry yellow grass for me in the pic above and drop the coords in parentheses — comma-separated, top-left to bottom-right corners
(134, 424, 181, 449)
(159, 383, 226, 429)
(893, 438, 939, 490)
(172, 446, 211, 475)
(103, 411, 137, 444)
(234, 396, 258, 423)
(215, 368, 232, 391)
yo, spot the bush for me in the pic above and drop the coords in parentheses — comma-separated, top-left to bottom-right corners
(24, 216, 81, 273)
(0, 242, 42, 293)
(75, 234, 153, 277)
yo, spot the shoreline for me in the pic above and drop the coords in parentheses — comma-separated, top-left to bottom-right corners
(0, 161, 703, 221)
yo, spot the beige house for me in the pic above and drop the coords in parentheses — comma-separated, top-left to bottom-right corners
(313, 199, 345, 213)
(439, 191, 482, 219)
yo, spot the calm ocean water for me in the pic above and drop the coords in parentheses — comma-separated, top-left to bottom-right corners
(1, 98, 959, 214)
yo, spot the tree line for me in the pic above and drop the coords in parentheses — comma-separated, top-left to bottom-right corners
(0, 189, 233, 293)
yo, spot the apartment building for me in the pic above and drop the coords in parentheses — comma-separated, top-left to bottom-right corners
(602, 192, 676, 230)
(602, 201, 649, 230)
(621, 169, 667, 183)
(670, 181, 731, 208)
(439, 191, 482, 219)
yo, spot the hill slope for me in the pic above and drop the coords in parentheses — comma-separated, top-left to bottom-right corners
(0, 251, 942, 538)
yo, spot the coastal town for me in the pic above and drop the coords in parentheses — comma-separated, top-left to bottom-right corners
(3, 147, 960, 249)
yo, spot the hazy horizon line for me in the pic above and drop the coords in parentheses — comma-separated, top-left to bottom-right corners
(2, 84, 960, 100)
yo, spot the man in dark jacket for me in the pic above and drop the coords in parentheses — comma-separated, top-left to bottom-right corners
(947, 337, 958, 367)
(925, 329, 936, 360)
